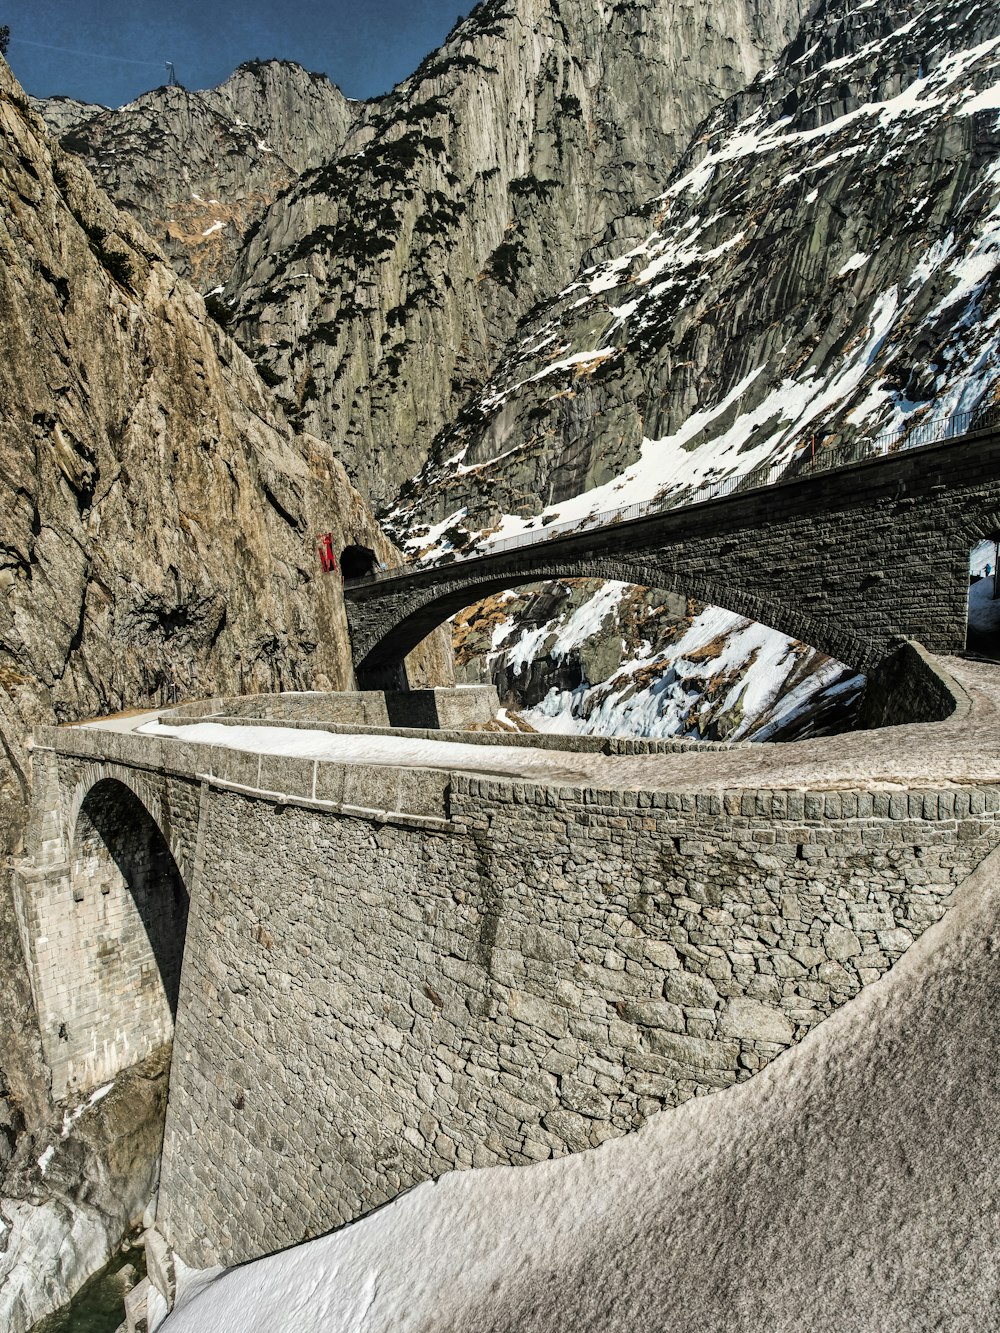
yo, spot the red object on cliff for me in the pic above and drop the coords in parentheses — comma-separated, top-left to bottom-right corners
(317, 533, 337, 573)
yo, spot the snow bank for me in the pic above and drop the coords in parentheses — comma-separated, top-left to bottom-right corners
(968, 572, 1000, 634)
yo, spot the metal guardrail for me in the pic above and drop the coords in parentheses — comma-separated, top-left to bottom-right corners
(344, 400, 1000, 588)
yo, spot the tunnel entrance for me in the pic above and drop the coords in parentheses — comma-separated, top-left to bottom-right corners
(341, 544, 378, 581)
(61, 779, 190, 1092)
(967, 538, 1000, 658)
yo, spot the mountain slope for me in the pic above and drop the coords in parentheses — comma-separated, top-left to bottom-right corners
(48, 62, 356, 290)
(453, 581, 864, 740)
(390, 0, 1000, 545)
(29, 95, 107, 134)
(380, 0, 999, 740)
(223, 0, 806, 504)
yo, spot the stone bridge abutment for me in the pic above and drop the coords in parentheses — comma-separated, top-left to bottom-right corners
(16, 747, 202, 1100)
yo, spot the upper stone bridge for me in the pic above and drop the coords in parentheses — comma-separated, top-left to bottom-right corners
(345, 427, 1000, 687)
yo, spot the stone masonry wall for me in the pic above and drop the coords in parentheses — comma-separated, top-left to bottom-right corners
(157, 766, 1000, 1268)
(164, 685, 501, 730)
(858, 640, 973, 728)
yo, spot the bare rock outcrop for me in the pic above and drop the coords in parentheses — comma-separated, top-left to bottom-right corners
(0, 1051, 169, 1333)
(29, 94, 107, 135)
(222, 0, 805, 504)
(47, 61, 356, 291)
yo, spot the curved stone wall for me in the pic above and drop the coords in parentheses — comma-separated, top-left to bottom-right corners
(155, 763, 1000, 1267)
(20, 718, 1000, 1271)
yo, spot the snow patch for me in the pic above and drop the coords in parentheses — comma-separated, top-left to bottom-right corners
(837, 252, 870, 276)
(61, 1082, 114, 1139)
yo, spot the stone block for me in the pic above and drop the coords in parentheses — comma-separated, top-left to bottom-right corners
(558, 1078, 612, 1120)
(662, 971, 719, 1010)
(392, 768, 451, 818)
(877, 926, 914, 953)
(520, 926, 576, 962)
(816, 960, 853, 990)
(718, 996, 794, 1045)
(542, 1107, 593, 1152)
(256, 754, 315, 800)
(617, 998, 686, 1030)
(824, 923, 862, 960)
(507, 990, 569, 1038)
(646, 1030, 740, 1071)
(125, 1276, 153, 1333)
(789, 945, 826, 969)
(143, 1227, 176, 1305)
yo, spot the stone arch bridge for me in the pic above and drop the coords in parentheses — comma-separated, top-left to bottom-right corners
(344, 428, 1000, 688)
(14, 670, 1000, 1277)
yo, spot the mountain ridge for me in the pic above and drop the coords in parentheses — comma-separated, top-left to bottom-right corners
(38, 60, 358, 291)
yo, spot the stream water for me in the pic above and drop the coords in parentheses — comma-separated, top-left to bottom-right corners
(31, 1245, 147, 1333)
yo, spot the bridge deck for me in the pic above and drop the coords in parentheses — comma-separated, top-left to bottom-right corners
(346, 421, 1000, 599)
(97, 654, 1000, 795)
(341, 426, 1000, 686)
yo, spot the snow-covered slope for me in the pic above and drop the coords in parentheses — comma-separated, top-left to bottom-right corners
(454, 581, 863, 740)
(159, 840, 1000, 1333)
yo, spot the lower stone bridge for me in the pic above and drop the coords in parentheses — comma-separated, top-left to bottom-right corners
(345, 427, 1000, 688)
(14, 659, 1000, 1280)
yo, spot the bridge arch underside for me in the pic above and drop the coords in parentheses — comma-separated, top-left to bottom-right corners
(42, 778, 190, 1096)
(353, 561, 876, 690)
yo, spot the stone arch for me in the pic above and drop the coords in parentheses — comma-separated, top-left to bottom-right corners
(959, 505, 1000, 551)
(352, 557, 877, 688)
(53, 774, 191, 1093)
(65, 762, 192, 882)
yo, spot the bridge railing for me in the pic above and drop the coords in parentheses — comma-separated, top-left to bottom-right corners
(344, 400, 1000, 587)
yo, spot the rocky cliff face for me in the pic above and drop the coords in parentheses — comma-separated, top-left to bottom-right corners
(222, 0, 805, 504)
(384, 0, 999, 736)
(29, 95, 107, 135)
(0, 54, 447, 1170)
(41, 61, 356, 291)
(392, 0, 1000, 542)
(0, 1050, 169, 1333)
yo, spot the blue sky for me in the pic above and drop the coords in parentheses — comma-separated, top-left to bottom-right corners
(2, 1, 468, 106)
